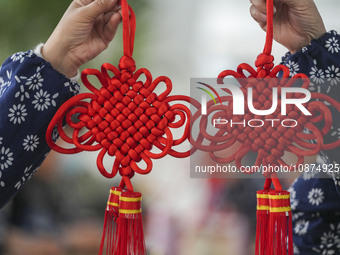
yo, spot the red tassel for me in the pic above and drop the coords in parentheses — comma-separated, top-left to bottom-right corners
(255, 189, 270, 255)
(255, 177, 293, 255)
(99, 187, 123, 255)
(116, 191, 146, 255)
(267, 190, 293, 255)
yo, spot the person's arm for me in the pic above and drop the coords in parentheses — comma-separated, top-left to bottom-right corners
(0, 0, 121, 208)
(0, 47, 80, 208)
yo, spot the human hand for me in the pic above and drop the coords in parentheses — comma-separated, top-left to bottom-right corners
(250, 0, 326, 54)
(42, 0, 122, 78)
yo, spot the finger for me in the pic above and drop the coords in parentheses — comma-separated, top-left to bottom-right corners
(103, 5, 120, 23)
(104, 11, 114, 23)
(83, 0, 119, 20)
(276, 0, 302, 7)
(250, 0, 267, 13)
(250, 4, 267, 25)
(78, 0, 95, 5)
(103, 11, 122, 43)
(70, 0, 94, 8)
(113, 3, 121, 13)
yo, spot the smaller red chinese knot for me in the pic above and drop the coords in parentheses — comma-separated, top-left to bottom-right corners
(190, 55, 340, 174)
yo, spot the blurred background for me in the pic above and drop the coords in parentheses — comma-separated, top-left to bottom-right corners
(0, 0, 339, 254)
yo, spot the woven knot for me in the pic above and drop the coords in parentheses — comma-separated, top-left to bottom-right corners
(255, 53, 274, 74)
(70, 69, 182, 181)
(84, 86, 172, 160)
(119, 56, 136, 73)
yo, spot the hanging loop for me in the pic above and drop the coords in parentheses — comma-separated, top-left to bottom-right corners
(121, 0, 136, 58)
(263, 0, 274, 55)
(256, 0, 274, 75)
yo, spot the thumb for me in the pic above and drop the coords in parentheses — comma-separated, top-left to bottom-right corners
(83, 0, 119, 20)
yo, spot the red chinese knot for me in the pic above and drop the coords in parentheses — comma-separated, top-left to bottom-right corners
(46, 2, 190, 191)
(190, 0, 340, 175)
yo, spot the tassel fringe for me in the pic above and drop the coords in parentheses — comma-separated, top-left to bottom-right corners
(255, 179, 293, 255)
(99, 188, 146, 255)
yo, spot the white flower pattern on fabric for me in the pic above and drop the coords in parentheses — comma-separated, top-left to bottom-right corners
(286, 60, 300, 77)
(0, 147, 14, 171)
(10, 52, 26, 63)
(10, 51, 33, 63)
(331, 223, 340, 235)
(0, 137, 2, 145)
(293, 243, 300, 255)
(0, 70, 12, 97)
(325, 65, 340, 86)
(15, 84, 30, 102)
(307, 82, 320, 92)
(331, 127, 340, 139)
(312, 244, 336, 255)
(51, 93, 59, 107)
(320, 231, 340, 246)
(64, 81, 80, 95)
(310, 66, 325, 84)
(0, 171, 5, 188)
(325, 37, 340, 54)
(294, 219, 309, 236)
(308, 188, 325, 206)
(25, 66, 44, 90)
(52, 127, 59, 142)
(14, 165, 38, 190)
(302, 169, 318, 180)
(292, 212, 304, 221)
(32, 89, 57, 111)
(23, 135, 39, 151)
(288, 187, 299, 210)
(8, 104, 28, 124)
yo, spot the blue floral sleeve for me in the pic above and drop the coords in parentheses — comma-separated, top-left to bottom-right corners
(282, 30, 340, 182)
(0, 50, 80, 208)
(282, 31, 340, 255)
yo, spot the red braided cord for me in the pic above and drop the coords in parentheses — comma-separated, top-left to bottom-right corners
(46, 0, 191, 191)
(121, 0, 135, 58)
(190, 0, 340, 186)
(263, 0, 273, 56)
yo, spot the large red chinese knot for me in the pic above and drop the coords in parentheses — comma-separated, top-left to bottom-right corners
(46, 57, 190, 188)
(45, 2, 190, 191)
(46, 2, 191, 254)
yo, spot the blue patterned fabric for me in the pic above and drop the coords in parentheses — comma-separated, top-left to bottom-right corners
(0, 51, 79, 208)
(282, 31, 340, 254)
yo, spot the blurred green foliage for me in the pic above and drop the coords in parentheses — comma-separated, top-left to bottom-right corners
(0, 0, 69, 61)
(0, 0, 149, 64)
